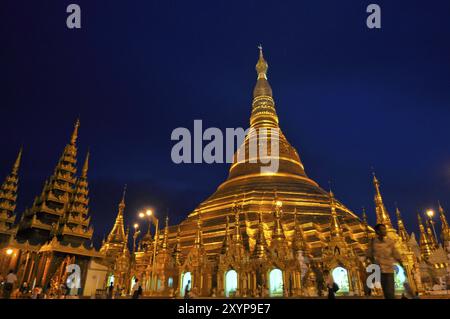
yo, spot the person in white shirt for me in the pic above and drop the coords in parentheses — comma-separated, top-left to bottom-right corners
(367, 224, 404, 299)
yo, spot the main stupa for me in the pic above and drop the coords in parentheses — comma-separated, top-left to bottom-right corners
(170, 48, 368, 258)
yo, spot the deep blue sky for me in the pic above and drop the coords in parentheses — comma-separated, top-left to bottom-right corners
(1, 0, 450, 245)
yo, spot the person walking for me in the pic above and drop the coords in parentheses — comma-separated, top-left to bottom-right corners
(367, 224, 404, 299)
(107, 282, 114, 299)
(323, 270, 338, 299)
(131, 279, 142, 299)
(184, 280, 191, 299)
(3, 270, 17, 299)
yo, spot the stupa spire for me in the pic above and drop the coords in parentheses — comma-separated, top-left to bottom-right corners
(81, 151, 89, 178)
(162, 215, 169, 250)
(329, 190, 343, 238)
(0, 148, 23, 240)
(232, 201, 242, 243)
(256, 45, 269, 80)
(372, 172, 393, 229)
(395, 206, 409, 242)
(251, 46, 278, 128)
(361, 207, 371, 241)
(221, 216, 230, 254)
(418, 213, 433, 259)
(253, 210, 268, 259)
(106, 186, 127, 244)
(12, 147, 22, 175)
(438, 202, 450, 243)
(173, 225, 182, 265)
(17, 121, 93, 245)
(194, 212, 203, 247)
(272, 197, 285, 243)
(71, 119, 80, 145)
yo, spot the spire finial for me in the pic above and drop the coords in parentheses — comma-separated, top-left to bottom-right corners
(82, 151, 90, 178)
(121, 184, 127, 205)
(362, 207, 368, 224)
(255, 45, 268, 80)
(71, 119, 80, 145)
(12, 147, 23, 175)
(329, 190, 342, 238)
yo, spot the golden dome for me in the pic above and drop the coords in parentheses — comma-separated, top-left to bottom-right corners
(174, 49, 367, 257)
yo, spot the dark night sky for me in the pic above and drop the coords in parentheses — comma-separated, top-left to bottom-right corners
(1, 1, 450, 246)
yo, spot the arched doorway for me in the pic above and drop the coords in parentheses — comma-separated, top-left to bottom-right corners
(107, 274, 115, 287)
(269, 269, 283, 297)
(225, 269, 238, 297)
(394, 264, 406, 294)
(332, 267, 350, 295)
(168, 277, 174, 288)
(180, 272, 191, 297)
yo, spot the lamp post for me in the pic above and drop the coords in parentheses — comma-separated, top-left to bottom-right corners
(139, 209, 159, 295)
(426, 209, 438, 245)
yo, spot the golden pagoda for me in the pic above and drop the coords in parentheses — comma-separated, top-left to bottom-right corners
(172, 47, 368, 252)
(151, 48, 371, 297)
(100, 186, 128, 260)
(0, 148, 22, 243)
(10, 120, 102, 289)
(17, 120, 94, 246)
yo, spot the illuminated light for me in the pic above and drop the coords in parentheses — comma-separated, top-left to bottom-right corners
(276, 200, 283, 208)
(225, 270, 238, 297)
(269, 268, 283, 297)
(426, 210, 434, 218)
(133, 223, 139, 229)
(394, 264, 407, 293)
(146, 209, 153, 216)
(332, 267, 350, 294)
(6, 249, 13, 255)
(181, 272, 192, 297)
(139, 212, 145, 218)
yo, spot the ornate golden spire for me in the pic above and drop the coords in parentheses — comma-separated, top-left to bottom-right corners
(221, 215, 230, 254)
(418, 213, 433, 259)
(372, 172, 393, 229)
(194, 212, 203, 247)
(395, 206, 409, 242)
(173, 225, 182, 265)
(253, 210, 268, 259)
(124, 226, 130, 246)
(272, 197, 285, 243)
(0, 148, 22, 239)
(439, 202, 450, 243)
(362, 207, 368, 225)
(71, 119, 80, 145)
(251, 46, 278, 128)
(426, 219, 438, 248)
(232, 201, 242, 243)
(361, 207, 371, 241)
(119, 184, 127, 210)
(256, 45, 268, 80)
(329, 190, 343, 238)
(438, 202, 450, 232)
(81, 151, 89, 178)
(106, 187, 127, 244)
(18, 120, 83, 244)
(12, 147, 22, 176)
(162, 215, 169, 250)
